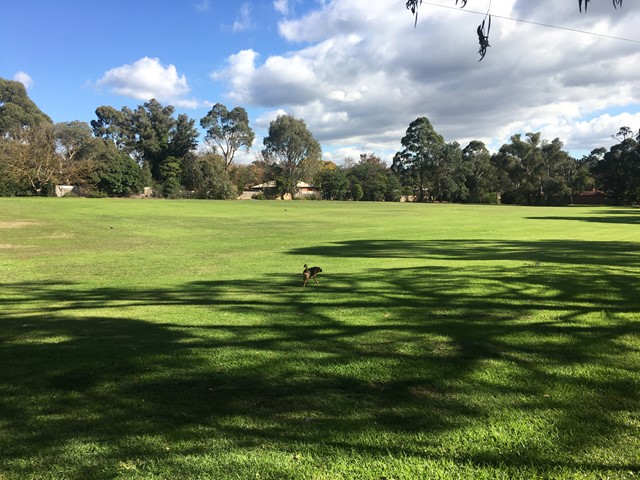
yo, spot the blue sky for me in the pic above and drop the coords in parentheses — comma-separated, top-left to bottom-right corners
(3, 0, 640, 163)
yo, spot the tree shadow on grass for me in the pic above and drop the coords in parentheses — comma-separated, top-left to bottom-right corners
(526, 207, 640, 225)
(1, 239, 639, 477)
(287, 238, 640, 267)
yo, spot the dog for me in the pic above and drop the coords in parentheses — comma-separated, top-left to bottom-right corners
(302, 264, 322, 287)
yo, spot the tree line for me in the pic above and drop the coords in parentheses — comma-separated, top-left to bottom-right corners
(1, 77, 638, 204)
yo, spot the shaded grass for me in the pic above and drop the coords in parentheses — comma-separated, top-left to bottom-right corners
(0, 198, 639, 479)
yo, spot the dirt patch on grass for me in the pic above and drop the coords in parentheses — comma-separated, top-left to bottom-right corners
(0, 221, 38, 229)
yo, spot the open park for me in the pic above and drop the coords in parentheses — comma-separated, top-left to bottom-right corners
(0, 198, 638, 479)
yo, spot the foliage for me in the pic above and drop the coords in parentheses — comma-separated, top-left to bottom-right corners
(91, 99, 198, 183)
(262, 115, 321, 199)
(182, 153, 238, 199)
(393, 117, 467, 202)
(159, 156, 183, 198)
(592, 136, 640, 205)
(316, 166, 350, 200)
(0, 78, 52, 138)
(350, 181, 364, 201)
(90, 142, 144, 197)
(350, 154, 402, 202)
(228, 162, 262, 194)
(200, 103, 255, 172)
(0, 123, 59, 194)
(461, 140, 498, 203)
(491, 133, 576, 205)
(2, 75, 637, 206)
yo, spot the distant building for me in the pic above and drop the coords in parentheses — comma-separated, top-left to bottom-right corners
(573, 189, 608, 205)
(239, 181, 320, 200)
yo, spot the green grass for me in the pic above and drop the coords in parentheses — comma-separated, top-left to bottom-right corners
(1, 198, 639, 479)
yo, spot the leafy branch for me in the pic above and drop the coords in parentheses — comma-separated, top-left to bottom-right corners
(407, 0, 624, 61)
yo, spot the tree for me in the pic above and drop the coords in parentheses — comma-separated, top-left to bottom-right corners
(229, 161, 266, 194)
(90, 105, 132, 151)
(182, 152, 238, 199)
(0, 123, 58, 194)
(492, 133, 576, 205)
(91, 99, 198, 189)
(54, 121, 94, 163)
(349, 154, 402, 202)
(393, 117, 455, 201)
(539, 138, 575, 204)
(53, 121, 97, 185)
(200, 103, 255, 172)
(592, 131, 640, 205)
(461, 140, 498, 203)
(316, 163, 350, 200)
(492, 133, 545, 204)
(262, 115, 321, 199)
(0, 78, 52, 138)
(573, 148, 603, 197)
(90, 142, 144, 197)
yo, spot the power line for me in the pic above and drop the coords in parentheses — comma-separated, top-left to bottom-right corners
(421, 1, 640, 44)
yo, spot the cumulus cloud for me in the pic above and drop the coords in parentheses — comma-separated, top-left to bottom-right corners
(212, 49, 258, 104)
(97, 57, 199, 108)
(13, 71, 33, 89)
(215, 0, 640, 159)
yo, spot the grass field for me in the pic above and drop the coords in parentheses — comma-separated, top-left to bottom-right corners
(1, 198, 639, 479)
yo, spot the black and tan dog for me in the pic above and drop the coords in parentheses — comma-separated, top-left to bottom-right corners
(302, 264, 322, 287)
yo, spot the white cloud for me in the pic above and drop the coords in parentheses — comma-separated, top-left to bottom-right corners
(97, 57, 199, 108)
(233, 3, 254, 32)
(212, 49, 258, 103)
(255, 109, 289, 129)
(13, 71, 33, 89)
(273, 0, 289, 16)
(214, 0, 640, 158)
(195, 0, 210, 12)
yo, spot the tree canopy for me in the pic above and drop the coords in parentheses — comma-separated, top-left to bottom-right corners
(262, 115, 321, 198)
(0, 79, 52, 137)
(91, 99, 198, 185)
(200, 103, 255, 172)
(1, 76, 638, 205)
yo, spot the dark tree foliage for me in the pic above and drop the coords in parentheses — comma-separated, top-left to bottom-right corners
(316, 166, 350, 200)
(592, 133, 640, 205)
(349, 154, 401, 202)
(491, 133, 576, 205)
(182, 153, 237, 199)
(91, 99, 198, 185)
(90, 142, 144, 197)
(0, 78, 52, 137)
(461, 140, 499, 203)
(407, 1, 624, 60)
(393, 117, 452, 201)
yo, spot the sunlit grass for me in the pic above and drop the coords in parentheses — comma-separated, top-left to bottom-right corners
(1, 198, 639, 479)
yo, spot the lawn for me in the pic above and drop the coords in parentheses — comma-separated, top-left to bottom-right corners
(0, 198, 639, 479)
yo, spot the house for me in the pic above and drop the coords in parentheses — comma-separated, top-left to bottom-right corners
(239, 181, 320, 200)
(573, 189, 608, 205)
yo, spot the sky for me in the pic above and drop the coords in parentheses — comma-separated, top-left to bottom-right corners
(2, 0, 640, 164)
